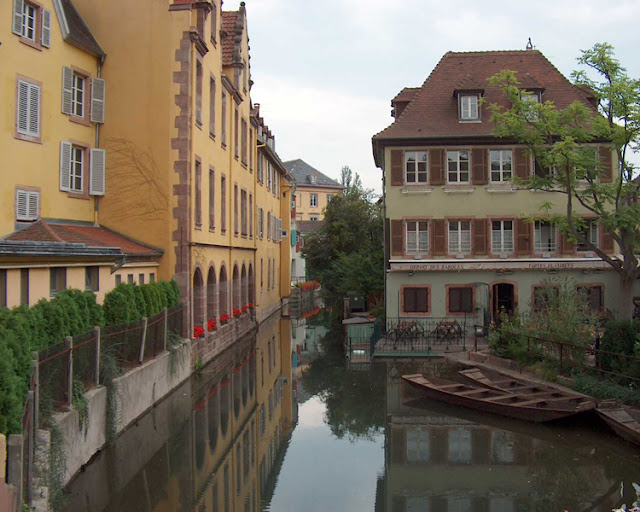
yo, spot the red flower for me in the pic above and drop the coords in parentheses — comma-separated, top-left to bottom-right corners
(207, 318, 217, 331)
(193, 326, 205, 338)
(219, 313, 230, 324)
(241, 305, 248, 313)
(248, 302, 254, 309)
(232, 308, 242, 318)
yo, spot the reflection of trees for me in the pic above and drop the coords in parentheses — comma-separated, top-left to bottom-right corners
(301, 330, 385, 441)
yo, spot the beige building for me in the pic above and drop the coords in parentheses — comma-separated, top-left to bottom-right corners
(373, 49, 622, 321)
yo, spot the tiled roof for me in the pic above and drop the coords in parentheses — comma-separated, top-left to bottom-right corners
(3, 220, 162, 258)
(283, 159, 344, 188)
(58, 0, 105, 58)
(374, 50, 595, 140)
(392, 87, 420, 103)
(221, 11, 238, 66)
(296, 221, 324, 234)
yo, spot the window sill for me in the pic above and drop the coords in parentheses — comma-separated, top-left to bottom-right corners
(19, 37, 43, 51)
(209, 228, 215, 233)
(458, 119, 481, 123)
(195, 120, 203, 130)
(447, 253, 471, 258)
(241, 162, 247, 169)
(487, 186, 515, 194)
(14, 132, 42, 144)
(209, 132, 215, 141)
(221, 143, 227, 149)
(70, 115, 91, 127)
(66, 191, 91, 200)
(401, 187, 432, 195)
(443, 186, 475, 194)
(195, 225, 202, 230)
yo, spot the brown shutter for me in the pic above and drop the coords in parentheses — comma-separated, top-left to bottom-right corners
(416, 288, 428, 313)
(473, 218, 488, 255)
(516, 219, 532, 255)
(391, 219, 404, 256)
(429, 149, 444, 186)
(390, 150, 403, 186)
(432, 219, 445, 255)
(601, 228, 615, 253)
(514, 148, 530, 179)
(560, 233, 575, 254)
(471, 148, 488, 185)
(599, 146, 613, 183)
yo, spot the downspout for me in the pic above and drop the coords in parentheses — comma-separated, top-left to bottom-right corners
(94, 55, 105, 227)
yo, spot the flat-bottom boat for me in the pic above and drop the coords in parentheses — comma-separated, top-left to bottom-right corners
(402, 374, 595, 423)
(596, 400, 640, 446)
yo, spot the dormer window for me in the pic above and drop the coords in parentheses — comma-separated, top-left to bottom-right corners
(310, 174, 317, 184)
(520, 90, 541, 121)
(459, 94, 480, 121)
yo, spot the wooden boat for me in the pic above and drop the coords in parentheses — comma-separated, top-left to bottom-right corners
(596, 400, 640, 446)
(402, 374, 595, 423)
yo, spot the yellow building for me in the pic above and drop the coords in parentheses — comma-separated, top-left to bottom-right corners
(69, 0, 292, 331)
(0, 0, 161, 308)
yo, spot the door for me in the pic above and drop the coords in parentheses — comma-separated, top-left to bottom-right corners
(492, 283, 515, 322)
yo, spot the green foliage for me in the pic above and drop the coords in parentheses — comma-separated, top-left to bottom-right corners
(599, 319, 640, 380)
(0, 333, 23, 434)
(570, 372, 640, 407)
(72, 379, 89, 437)
(103, 288, 132, 325)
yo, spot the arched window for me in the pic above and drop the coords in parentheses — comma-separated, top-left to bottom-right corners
(193, 268, 205, 328)
(207, 266, 217, 321)
(232, 264, 240, 310)
(241, 264, 247, 306)
(219, 266, 228, 316)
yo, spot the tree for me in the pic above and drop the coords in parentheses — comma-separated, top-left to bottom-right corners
(488, 43, 640, 319)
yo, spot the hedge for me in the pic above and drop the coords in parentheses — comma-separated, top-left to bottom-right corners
(599, 319, 640, 381)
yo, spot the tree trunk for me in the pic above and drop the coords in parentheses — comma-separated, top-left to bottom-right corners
(619, 276, 635, 320)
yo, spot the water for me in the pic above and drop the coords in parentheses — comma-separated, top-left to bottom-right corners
(66, 311, 640, 512)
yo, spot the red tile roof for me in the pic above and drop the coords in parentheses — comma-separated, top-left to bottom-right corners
(221, 11, 239, 66)
(392, 87, 420, 103)
(375, 50, 595, 140)
(4, 220, 162, 257)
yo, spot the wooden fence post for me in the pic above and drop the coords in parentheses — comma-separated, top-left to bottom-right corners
(139, 317, 148, 364)
(163, 307, 168, 352)
(94, 326, 101, 386)
(65, 336, 73, 408)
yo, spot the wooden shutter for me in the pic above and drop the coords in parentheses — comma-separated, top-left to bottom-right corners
(601, 228, 615, 253)
(471, 148, 488, 185)
(390, 219, 403, 256)
(516, 219, 532, 255)
(429, 149, 444, 186)
(432, 219, 445, 255)
(90, 148, 106, 195)
(27, 191, 39, 220)
(390, 150, 403, 186)
(17, 80, 29, 134)
(599, 146, 613, 183)
(514, 148, 529, 179)
(59, 141, 72, 191)
(41, 8, 51, 47)
(416, 288, 428, 313)
(403, 288, 415, 313)
(29, 84, 40, 136)
(473, 218, 488, 255)
(90, 78, 106, 123)
(17, 190, 40, 221)
(560, 233, 575, 254)
(13, 0, 23, 35)
(62, 66, 73, 114)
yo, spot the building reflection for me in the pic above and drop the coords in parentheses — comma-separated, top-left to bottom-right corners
(380, 360, 631, 512)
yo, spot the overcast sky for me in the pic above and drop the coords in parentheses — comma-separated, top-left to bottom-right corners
(226, 0, 640, 195)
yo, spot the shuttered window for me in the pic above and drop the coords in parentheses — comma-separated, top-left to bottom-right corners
(16, 79, 40, 138)
(15, 189, 39, 221)
(404, 151, 428, 184)
(209, 77, 216, 137)
(209, 168, 215, 230)
(447, 150, 470, 183)
(577, 220, 599, 251)
(406, 221, 429, 254)
(249, 194, 253, 237)
(41, 7, 50, 47)
(534, 222, 557, 253)
(195, 60, 203, 126)
(233, 184, 238, 234)
(490, 150, 512, 182)
(50, 267, 67, 296)
(403, 287, 429, 313)
(491, 220, 514, 254)
(449, 287, 473, 314)
(220, 174, 226, 231)
(258, 208, 264, 238)
(578, 286, 603, 311)
(90, 78, 105, 123)
(448, 221, 471, 254)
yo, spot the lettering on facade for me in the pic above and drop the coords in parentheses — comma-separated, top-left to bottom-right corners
(390, 260, 611, 272)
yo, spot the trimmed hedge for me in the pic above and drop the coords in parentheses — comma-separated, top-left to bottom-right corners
(600, 319, 640, 381)
(102, 281, 180, 325)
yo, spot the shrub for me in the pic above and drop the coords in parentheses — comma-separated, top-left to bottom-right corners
(103, 289, 132, 325)
(132, 285, 147, 320)
(571, 372, 640, 407)
(599, 319, 640, 380)
(0, 333, 23, 435)
(167, 279, 180, 307)
(53, 293, 84, 337)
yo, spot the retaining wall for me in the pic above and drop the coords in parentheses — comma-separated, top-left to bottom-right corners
(0, 434, 18, 512)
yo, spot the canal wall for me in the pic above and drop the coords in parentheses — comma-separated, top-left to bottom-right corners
(54, 342, 192, 486)
(0, 435, 18, 512)
(191, 312, 257, 366)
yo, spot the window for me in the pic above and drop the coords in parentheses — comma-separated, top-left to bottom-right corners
(459, 95, 479, 121)
(448, 286, 473, 314)
(234, 108, 239, 157)
(20, 269, 29, 305)
(0, 270, 6, 308)
(403, 287, 429, 313)
(71, 73, 85, 118)
(22, 2, 37, 41)
(127, 274, 134, 284)
(406, 221, 429, 254)
(209, 168, 215, 230)
(521, 91, 540, 121)
(70, 145, 84, 193)
(209, 77, 216, 137)
(210, 2, 217, 44)
(490, 150, 513, 182)
(241, 118, 247, 164)
(447, 150, 470, 183)
(149, 273, 155, 283)
(258, 153, 264, 183)
(404, 151, 428, 184)
(577, 220, 598, 251)
(448, 220, 471, 254)
(534, 156, 556, 178)
(50, 267, 66, 296)
(138, 273, 145, 285)
(115, 274, 122, 286)
(195, 61, 203, 126)
(309, 216, 318, 222)
(533, 285, 559, 311)
(310, 193, 318, 207)
(491, 220, 514, 253)
(221, 174, 226, 232)
(85, 267, 99, 291)
(267, 212, 271, 240)
(249, 194, 253, 237)
(195, 159, 202, 227)
(578, 286, 603, 311)
(241, 189, 247, 236)
(233, 184, 238, 235)
(15, 189, 39, 221)
(258, 208, 264, 238)
(249, 129, 253, 170)
(327, 193, 334, 202)
(267, 161, 272, 190)
(16, 78, 41, 140)
(448, 427, 472, 462)
(221, 92, 227, 146)
(534, 221, 557, 253)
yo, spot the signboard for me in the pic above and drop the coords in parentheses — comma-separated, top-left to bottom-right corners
(390, 259, 612, 272)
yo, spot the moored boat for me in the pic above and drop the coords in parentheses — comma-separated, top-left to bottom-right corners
(402, 374, 595, 423)
(596, 400, 640, 446)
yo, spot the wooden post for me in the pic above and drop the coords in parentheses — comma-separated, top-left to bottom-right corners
(139, 317, 148, 364)
(163, 307, 168, 352)
(65, 336, 73, 408)
(94, 326, 101, 386)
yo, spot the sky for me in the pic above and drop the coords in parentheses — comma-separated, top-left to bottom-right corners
(225, 0, 640, 195)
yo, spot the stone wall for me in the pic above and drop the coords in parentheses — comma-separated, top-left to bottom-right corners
(0, 434, 18, 512)
(191, 312, 257, 366)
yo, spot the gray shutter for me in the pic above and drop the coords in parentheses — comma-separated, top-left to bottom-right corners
(59, 141, 72, 191)
(13, 0, 24, 35)
(17, 80, 29, 134)
(16, 190, 28, 220)
(62, 66, 73, 114)
(28, 83, 40, 136)
(90, 78, 105, 123)
(41, 8, 51, 47)
(90, 148, 106, 195)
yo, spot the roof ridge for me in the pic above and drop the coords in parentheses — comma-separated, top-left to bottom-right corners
(40, 219, 65, 242)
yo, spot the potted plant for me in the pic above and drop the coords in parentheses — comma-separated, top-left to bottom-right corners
(207, 318, 217, 331)
(220, 313, 230, 325)
(193, 325, 205, 338)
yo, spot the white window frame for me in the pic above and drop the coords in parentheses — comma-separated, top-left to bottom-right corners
(406, 220, 429, 254)
(459, 94, 479, 121)
(577, 220, 599, 251)
(71, 73, 85, 118)
(447, 150, 470, 184)
(491, 220, 514, 254)
(22, 2, 37, 41)
(448, 220, 471, 254)
(490, 149, 513, 183)
(70, 145, 84, 193)
(310, 193, 318, 208)
(534, 221, 557, 253)
(404, 151, 428, 184)
(521, 90, 541, 121)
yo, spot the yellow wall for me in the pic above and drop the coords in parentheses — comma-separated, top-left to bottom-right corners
(295, 185, 342, 221)
(0, 0, 99, 237)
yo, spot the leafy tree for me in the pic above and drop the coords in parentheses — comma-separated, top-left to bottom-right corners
(488, 43, 640, 318)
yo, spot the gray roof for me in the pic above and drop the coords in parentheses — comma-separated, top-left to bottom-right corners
(283, 159, 344, 188)
(296, 220, 324, 234)
(56, 0, 105, 58)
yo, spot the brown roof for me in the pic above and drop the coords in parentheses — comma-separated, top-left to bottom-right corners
(221, 11, 239, 66)
(59, 0, 105, 58)
(4, 220, 162, 257)
(374, 50, 595, 141)
(392, 87, 420, 103)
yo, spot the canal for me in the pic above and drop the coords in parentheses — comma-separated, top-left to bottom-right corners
(66, 310, 640, 512)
